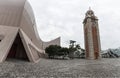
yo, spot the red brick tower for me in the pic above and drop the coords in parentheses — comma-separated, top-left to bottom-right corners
(83, 8, 101, 59)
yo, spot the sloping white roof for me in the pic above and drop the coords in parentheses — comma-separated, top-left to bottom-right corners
(0, 0, 60, 63)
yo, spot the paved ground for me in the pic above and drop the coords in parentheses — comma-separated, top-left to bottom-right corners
(0, 58, 120, 78)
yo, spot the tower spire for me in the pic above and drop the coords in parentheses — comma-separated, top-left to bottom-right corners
(89, 7, 91, 10)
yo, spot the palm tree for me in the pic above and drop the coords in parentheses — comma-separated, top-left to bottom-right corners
(69, 40, 76, 48)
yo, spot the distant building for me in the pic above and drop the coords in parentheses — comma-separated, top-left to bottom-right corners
(101, 49, 119, 58)
(0, 0, 60, 63)
(83, 8, 101, 59)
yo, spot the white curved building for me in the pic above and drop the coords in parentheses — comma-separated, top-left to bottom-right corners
(0, 0, 60, 63)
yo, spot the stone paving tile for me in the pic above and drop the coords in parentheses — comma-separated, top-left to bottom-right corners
(0, 58, 120, 78)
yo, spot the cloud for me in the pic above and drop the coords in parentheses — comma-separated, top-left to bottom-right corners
(28, 0, 120, 50)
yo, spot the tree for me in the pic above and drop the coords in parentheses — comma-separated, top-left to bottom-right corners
(79, 48, 85, 58)
(59, 47, 69, 56)
(45, 45, 69, 59)
(68, 40, 77, 59)
(45, 45, 61, 58)
(45, 43, 85, 59)
(75, 44, 81, 50)
(68, 40, 86, 59)
(69, 40, 76, 48)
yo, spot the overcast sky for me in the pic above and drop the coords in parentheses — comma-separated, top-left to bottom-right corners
(28, 0, 120, 50)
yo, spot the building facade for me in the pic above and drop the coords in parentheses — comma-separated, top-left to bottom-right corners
(83, 9, 101, 59)
(0, 0, 60, 63)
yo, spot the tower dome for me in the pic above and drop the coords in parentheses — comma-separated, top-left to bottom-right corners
(86, 7, 95, 17)
(84, 8, 98, 24)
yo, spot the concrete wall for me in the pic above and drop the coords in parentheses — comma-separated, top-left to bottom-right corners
(0, 0, 61, 53)
(0, 0, 25, 26)
(43, 37, 61, 49)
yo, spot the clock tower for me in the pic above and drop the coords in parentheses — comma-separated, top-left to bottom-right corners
(83, 8, 101, 59)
